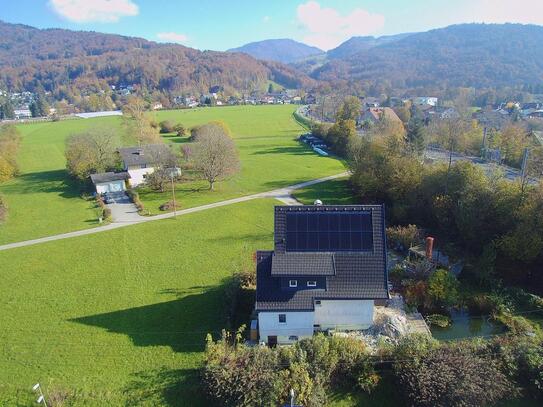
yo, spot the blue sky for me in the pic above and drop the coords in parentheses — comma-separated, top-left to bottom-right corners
(1, 0, 543, 51)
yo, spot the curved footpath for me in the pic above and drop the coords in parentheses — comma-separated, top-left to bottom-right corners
(0, 172, 349, 252)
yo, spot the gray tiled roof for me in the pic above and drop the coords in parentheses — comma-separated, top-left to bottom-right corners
(271, 252, 335, 276)
(118, 144, 172, 167)
(90, 171, 129, 184)
(256, 205, 389, 311)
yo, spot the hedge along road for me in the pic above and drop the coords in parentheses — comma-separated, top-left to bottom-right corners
(0, 172, 349, 251)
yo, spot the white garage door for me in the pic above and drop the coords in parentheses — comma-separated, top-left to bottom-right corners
(96, 180, 125, 194)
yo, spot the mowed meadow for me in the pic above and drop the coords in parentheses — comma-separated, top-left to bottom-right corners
(0, 105, 346, 405)
(0, 199, 275, 406)
(0, 105, 345, 244)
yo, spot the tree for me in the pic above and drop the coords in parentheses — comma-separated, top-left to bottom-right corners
(268, 83, 274, 94)
(193, 123, 240, 190)
(0, 125, 21, 182)
(159, 120, 175, 134)
(29, 93, 50, 117)
(173, 123, 186, 137)
(336, 96, 362, 122)
(327, 119, 357, 156)
(143, 147, 179, 192)
(122, 96, 160, 144)
(427, 269, 459, 308)
(65, 127, 120, 181)
(0, 99, 15, 120)
(406, 116, 426, 156)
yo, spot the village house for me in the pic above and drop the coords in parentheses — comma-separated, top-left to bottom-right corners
(255, 204, 389, 345)
(413, 96, 438, 107)
(360, 107, 403, 127)
(90, 172, 129, 194)
(118, 144, 177, 187)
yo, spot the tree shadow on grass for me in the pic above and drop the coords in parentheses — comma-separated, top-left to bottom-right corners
(123, 367, 210, 407)
(1, 169, 86, 197)
(70, 288, 228, 353)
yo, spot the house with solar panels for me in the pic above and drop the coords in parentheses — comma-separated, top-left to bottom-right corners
(255, 205, 389, 346)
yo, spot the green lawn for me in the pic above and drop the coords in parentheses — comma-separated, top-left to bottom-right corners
(0, 105, 345, 244)
(0, 118, 123, 244)
(0, 199, 276, 406)
(292, 177, 357, 205)
(139, 105, 346, 213)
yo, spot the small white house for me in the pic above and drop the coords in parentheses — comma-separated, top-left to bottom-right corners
(118, 144, 175, 187)
(90, 172, 129, 194)
(255, 205, 389, 345)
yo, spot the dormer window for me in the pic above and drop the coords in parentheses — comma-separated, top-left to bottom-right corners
(289, 280, 298, 288)
(307, 281, 317, 287)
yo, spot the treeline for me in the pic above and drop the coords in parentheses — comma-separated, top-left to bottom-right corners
(348, 124, 543, 290)
(202, 331, 542, 406)
(0, 125, 21, 182)
(0, 21, 312, 103)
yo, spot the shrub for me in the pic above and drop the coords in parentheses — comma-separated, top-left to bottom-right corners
(426, 314, 451, 328)
(427, 269, 459, 308)
(491, 335, 543, 399)
(126, 189, 144, 212)
(0, 194, 7, 222)
(102, 207, 112, 221)
(158, 200, 180, 211)
(173, 123, 186, 137)
(159, 120, 175, 134)
(394, 344, 516, 407)
(386, 224, 421, 251)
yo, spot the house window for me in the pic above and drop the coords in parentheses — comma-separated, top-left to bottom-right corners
(315, 300, 321, 305)
(289, 280, 298, 288)
(278, 314, 286, 323)
(288, 335, 299, 341)
(307, 281, 317, 287)
(140, 164, 147, 169)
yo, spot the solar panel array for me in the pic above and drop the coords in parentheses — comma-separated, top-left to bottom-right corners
(285, 211, 373, 252)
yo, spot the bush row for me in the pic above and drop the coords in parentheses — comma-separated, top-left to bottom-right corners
(126, 189, 145, 213)
(202, 332, 543, 406)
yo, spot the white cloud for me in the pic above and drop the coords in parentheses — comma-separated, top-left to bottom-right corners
(296, 1, 385, 50)
(468, 0, 543, 25)
(49, 0, 139, 23)
(156, 32, 189, 44)
(263, 16, 271, 23)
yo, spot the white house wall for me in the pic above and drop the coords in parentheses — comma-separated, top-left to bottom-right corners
(127, 167, 154, 187)
(314, 300, 374, 330)
(258, 311, 314, 344)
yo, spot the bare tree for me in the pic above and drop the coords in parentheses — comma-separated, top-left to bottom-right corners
(122, 96, 160, 145)
(65, 127, 120, 180)
(144, 147, 180, 192)
(193, 123, 240, 190)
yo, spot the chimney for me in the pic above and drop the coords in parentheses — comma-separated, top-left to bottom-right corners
(425, 237, 434, 260)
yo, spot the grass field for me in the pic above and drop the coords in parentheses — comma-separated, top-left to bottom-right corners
(0, 105, 345, 244)
(139, 106, 345, 213)
(0, 198, 276, 406)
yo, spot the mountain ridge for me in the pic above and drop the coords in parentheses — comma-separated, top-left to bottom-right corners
(228, 38, 324, 63)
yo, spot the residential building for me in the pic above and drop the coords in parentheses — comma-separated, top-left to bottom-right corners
(413, 97, 438, 107)
(90, 172, 129, 194)
(118, 144, 175, 187)
(255, 205, 389, 345)
(360, 107, 403, 126)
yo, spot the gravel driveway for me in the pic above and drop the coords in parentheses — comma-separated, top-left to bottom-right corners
(105, 192, 144, 223)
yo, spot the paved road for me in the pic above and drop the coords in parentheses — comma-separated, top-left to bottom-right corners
(0, 172, 349, 252)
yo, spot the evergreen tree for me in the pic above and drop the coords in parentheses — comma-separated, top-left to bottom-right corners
(1, 99, 15, 119)
(29, 93, 50, 117)
(407, 117, 426, 156)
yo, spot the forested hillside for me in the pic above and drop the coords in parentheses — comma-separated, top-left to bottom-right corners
(0, 21, 313, 98)
(228, 39, 323, 63)
(309, 24, 543, 91)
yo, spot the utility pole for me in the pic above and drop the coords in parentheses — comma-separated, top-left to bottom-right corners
(170, 172, 177, 218)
